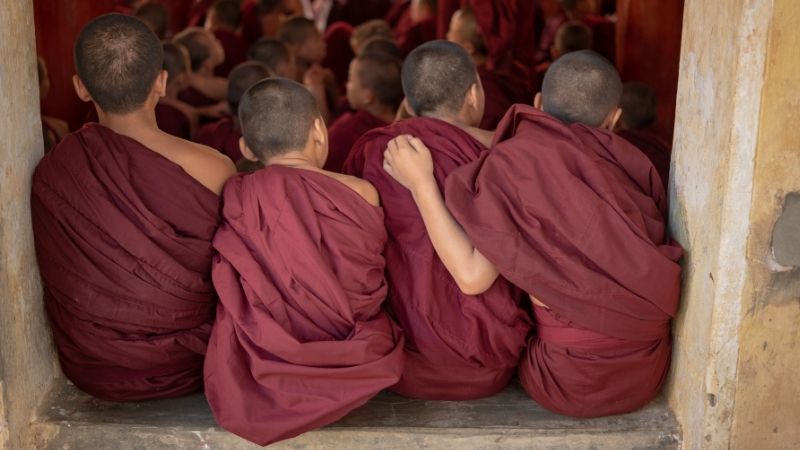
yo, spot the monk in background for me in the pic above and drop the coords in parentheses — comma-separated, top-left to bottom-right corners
(31, 14, 235, 402)
(134, 1, 170, 39)
(343, 41, 531, 400)
(383, 50, 682, 417)
(173, 27, 228, 111)
(194, 61, 271, 162)
(158, 42, 198, 139)
(618, 81, 672, 190)
(247, 37, 297, 78)
(325, 52, 403, 173)
(560, 0, 615, 64)
(394, 0, 437, 57)
(205, 78, 403, 445)
(350, 19, 394, 55)
(531, 21, 594, 91)
(205, 0, 249, 77)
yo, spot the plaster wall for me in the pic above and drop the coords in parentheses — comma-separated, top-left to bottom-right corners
(0, 1, 58, 449)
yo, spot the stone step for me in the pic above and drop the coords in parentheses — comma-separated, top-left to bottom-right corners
(28, 380, 680, 449)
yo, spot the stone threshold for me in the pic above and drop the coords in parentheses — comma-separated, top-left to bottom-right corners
(28, 379, 680, 449)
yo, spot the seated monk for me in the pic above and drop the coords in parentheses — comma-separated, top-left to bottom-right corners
(534, 0, 567, 65)
(31, 14, 235, 402)
(247, 37, 296, 79)
(322, 22, 355, 94)
(561, 0, 615, 64)
(194, 61, 270, 162)
(204, 0, 249, 77)
(134, 1, 170, 39)
(531, 20, 593, 95)
(394, 0, 437, 57)
(361, 37, 403, 60)
(204, 78, 403, 445)
(446, 5, 530, 130)
(350, 19, 394, 55)
(325, 52, 403, 173)
(240, 0, 293, 44)
(618, 81, 672, 190)
(173, 27, 228, 111)
(37, 56, 69, 152)
(158, 42, 198, 139)
(342, 41, 531, 400)
(382, 50, 683, 417)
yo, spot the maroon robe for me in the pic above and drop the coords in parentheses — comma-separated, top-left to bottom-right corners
(205, 166, 404, 445)
(618, 128, 672, 191)
(193, 116, 242, 162)
(445, 105, 683, 417)
(478, 64, 531, 130)
(327, 0, 393, 27)
(213, 29, 249, 78)
(584, 15, 616, 64)
(187, 0, 214, 27)
(31, 123, 221, 401)
(240, 0, 262, 43)
(156, 103, 192, 140)
(325, 110, 387, 173)
(179, 86, 217, 108)
(323, 22, 355, 93)
(395, 16, 437, 57)
(343, 118, 531, 400)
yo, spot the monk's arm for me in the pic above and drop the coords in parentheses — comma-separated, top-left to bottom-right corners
(384, 135, 499, 295)
(189, 74, 228, 101)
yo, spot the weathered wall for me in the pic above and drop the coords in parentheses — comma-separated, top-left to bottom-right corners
(0, 1, 59, 449)
(730, 0, 800, 447)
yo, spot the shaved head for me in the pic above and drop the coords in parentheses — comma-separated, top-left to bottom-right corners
(450, 6, 487, 56)
(355, 52, 404, 109)
(74, 14, 163, 114)
(135, 2, 169, 39)
(402, 40, 478, 117)
(620, 81, 658, 129)
(278, 16, 317, 46)
(173, 27, 218, 72)
(247, 37, 291, 72)
(239, 78, 320, 161)
(541, 50, 622, 127)
(351, 19, 393, 52)
(361, 38, 402, 59)
(162, 42, 189, 84)
(554, 21, 593, 55)
(227, 62, 271, 114)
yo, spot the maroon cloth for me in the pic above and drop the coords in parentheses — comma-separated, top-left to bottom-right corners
(194, 116, 243, 162)
(323, 22, 355, 93)
(445, 105, 683, 416)
(156, 103, 192, 140)
(584, 15, 616, 64)
(618, 129, 671, 191)
(31, 123, 221, 401)
(385, 0, 410, 27)
(467, 0, 516, 70)
(534, 12, 567, 64)
(178, 86, 217, 108)
(436, 0, 461, 39)
(240, 0, 262, 43)
(343, 118, 531, 400)
(327, 0, 393, 27)
(187, 0, 214, 27)
(213, 29, 249, 77)
(204, 166, 404, 445)
(478, 64, 530, 130)
(395, 16, 437, 57)
(325, 111, 387, 173)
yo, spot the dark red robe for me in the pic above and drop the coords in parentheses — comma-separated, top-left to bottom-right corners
(193, 116, 242, 162)
(187, 0, 214, 27)
(156, 103, 192, 140)
(327, 0, 393, 27)
(478, 64, 531, 130)
(213, 29, 249, 78)
(584, 15, 616, 64)
(240, 0, 262, 43)
(445, 105, 683, 417)
(31, 123, 221, 402)
(343, 118, 531, 400)
(618, 128, 672, 191)
(323, 22, 355, 93)
(325, 110, 387, 173)
(395, 16, 437, 57)
(205, 166, 404, 445)
(178, 86, 218, 108)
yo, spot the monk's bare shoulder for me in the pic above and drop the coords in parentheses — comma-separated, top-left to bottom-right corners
(465, 126, 495, 148)
(321, 170, 381, 207)
(158, 133, 236, 195)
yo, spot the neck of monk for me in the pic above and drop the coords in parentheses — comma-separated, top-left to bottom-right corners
(267, 151, 321, 170)
(97, 105, 159, 140)
(427, 113, 493, 147)
(363, 103, 396, 125)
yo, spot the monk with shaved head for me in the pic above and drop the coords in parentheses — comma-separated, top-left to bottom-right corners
(31, 14, 235, 402)
(204, 78, 403, 445)
(383, 50, 682, 416)
(343, 40, 531, 401)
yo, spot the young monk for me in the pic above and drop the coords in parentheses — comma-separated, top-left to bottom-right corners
(560, 0, 615, 63)
(382, 50, 683, 417)
(361, 37, 403, 59)
(157, 42, 197, 139)
(134, 1, 170, 39)
(446, 5, 530, 130)
(325, 52, 403, 173)
(247, 37, 296, 78)
(31, 14, 235, 402)
(204, 0, 248, 77)
(241, 0, 292, 44)
(618, 81, 672, 188)
(394, 0, 437, 57)
(204, 78, 403, 445)
(173, 27, 227, 108)
(194, 61, 271, 162)
(350, 19, 394, 54)
(342, 41, 531, 400)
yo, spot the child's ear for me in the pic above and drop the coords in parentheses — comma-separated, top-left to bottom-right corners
(533, 93, 543, 110)
(72, 75, 93, 102)
(153, 70, 168, 98)
(604, 107, 623, 131)
(239, 137, 260, 162)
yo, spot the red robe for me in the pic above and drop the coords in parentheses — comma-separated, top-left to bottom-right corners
(187, 0, 214, 27)
(584, 15, 616, 64)
(343, 118, 531, 400)
(445, 105, 682, 417)
(478, 64, 531, 130)
(205, 166, 404, 445)
(325, 110, 387, 173)
(31, 123, 221, 401)
(193, 116, 242, 162)
(395, 16, 437, 57)
(178, 86, 217, 108)
(618, 128, 672, 191)
(213, 29, 249, 78)
(240, 0, 262, 43)
(156, 103, 192, 140)
(323, 22, 355, 93)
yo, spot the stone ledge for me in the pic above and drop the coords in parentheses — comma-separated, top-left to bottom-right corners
(28, 380, 680, 449)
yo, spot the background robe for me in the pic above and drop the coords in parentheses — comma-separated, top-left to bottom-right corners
(343, 118, 531, 400)
(31, 123, 220, 401)
(445, 105, 682, 416)
(205, 166, 403, 445)
(325, 110, 387, 173)
(193, 116, 242, 162)
(212, 29, 249, 77)
(618, 128, 672, 191)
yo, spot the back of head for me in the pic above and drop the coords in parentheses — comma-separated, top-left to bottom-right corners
(162, 42, 189, 82)
(554, 21, 593, 55)
(239, 78, 320, 161)
(247, 37, 291, 71)
(258, 0, 287, 15)
(173, 27, 210, 72)
(541, 50, 622, 127)
(620, 81, 658, 129)
(451, 6, 487, 57)
(361, 38, 403, 60)
(355, 52, 404, 109)
(401, 40, 478, 117)
(352, 19, 393, 49)
(74, 14, 164, 114)
(227, 62, 271, 114)
(209, 0, 241, 29)
(278, 16, 316, 46)
(134, 1, 169, 39)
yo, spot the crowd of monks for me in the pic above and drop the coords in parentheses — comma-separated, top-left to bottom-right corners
(32, 0, 681, 446)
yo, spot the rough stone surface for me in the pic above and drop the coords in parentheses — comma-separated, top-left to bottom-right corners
(29, 381, 680, 449)
(0, 1, 58, 449)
